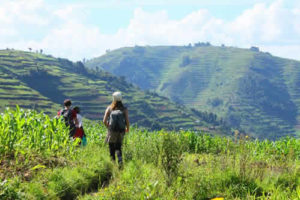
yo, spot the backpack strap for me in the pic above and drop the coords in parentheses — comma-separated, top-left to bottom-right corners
(61, 108, 75, 128)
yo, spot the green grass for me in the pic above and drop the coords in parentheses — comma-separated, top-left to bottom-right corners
(82, 130, 299, 200)
(0, 108, 299, 199)
(21, 145, 114, 200)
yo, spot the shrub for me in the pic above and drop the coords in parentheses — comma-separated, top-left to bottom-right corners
(0, 179, 23, 200)
(160, 133, 183, 185)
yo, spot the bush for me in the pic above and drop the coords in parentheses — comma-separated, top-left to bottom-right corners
(160, 133, 183, 185)
(0, 179, 23, 200)
(180, 56, 191, 67)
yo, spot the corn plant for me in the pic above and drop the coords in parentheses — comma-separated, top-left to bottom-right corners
(0, 106, 76, 160)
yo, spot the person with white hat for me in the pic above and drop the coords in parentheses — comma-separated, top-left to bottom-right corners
(103, 91, 129, 167)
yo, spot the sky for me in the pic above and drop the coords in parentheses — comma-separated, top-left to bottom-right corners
(0, 0, 300, 61)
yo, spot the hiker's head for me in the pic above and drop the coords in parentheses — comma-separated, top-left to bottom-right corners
(112, 91, 122, 102)
(73, 106, 80, 114)
(111, 92, 124, 110)
(64, 99, 72, 107)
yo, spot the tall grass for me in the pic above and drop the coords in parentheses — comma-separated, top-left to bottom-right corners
(0, 107, 299, 199)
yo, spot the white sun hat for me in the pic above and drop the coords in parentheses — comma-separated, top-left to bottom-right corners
(112, 91, 122, 102)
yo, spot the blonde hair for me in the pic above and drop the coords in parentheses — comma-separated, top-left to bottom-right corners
(110, 101, 124, 110)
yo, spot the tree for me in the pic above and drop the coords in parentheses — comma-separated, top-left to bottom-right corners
(194, 42, 211, 47)
(133, 46, 145, 54)
(74, 61, 87, 74)
(180, 56, 191, 67)
(250, 46, 259, 52)
(28, 48, 32, 52)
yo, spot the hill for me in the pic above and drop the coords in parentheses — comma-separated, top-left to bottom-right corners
(86, 45, 300, 139)
(0, 49, 226, 132)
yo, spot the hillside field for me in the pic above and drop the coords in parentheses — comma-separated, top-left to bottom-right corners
(0, 49, 227, 133)
(86, 45, 300, 139)
(0, 108, 299, 200)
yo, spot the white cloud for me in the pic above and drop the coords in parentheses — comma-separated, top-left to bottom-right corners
(36, 22, 106, 59)
(260, 45, 300, 60)
(0, 0, 49, 42)
(293, 8, 300, 35)
(228, 0, 295, 44)
(2, 0, 48, 25)
(0, 0, 300, 61)
(53, 4, 88, 22)
(108, 0, 300, 61)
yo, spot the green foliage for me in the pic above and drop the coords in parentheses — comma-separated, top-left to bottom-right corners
(0, 179, 23, 200)
(86, 45, 300, 139)
(222, 175, 263, 198)
(208, 97, 223, 107)
(86, 127, 299, 199)
(0, 106, 73, 159)
(0, 108, 299, 200)
(21, 145, 114, 200)
(160, 133, 183, 185)
(180, 55, 191, 67)
(0, 49, 221, 133)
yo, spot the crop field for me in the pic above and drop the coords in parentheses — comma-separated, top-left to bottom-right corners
(0, 107, 299, 199)
(0, 49, 226, 133)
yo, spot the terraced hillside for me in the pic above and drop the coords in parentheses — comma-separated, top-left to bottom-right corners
(86, 45, 300, 139)
(0, 52, 60, 112)
(0, 49, 226, 132)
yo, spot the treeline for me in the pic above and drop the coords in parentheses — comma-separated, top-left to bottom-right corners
(191, 108, 230, 130)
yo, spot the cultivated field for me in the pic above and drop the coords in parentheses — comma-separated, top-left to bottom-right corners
(0, 108, 299, 199)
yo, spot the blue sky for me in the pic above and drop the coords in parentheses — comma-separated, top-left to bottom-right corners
(0, 0, 299, 61)
(51, 0, 295, 33)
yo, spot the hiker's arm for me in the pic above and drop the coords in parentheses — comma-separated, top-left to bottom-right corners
(103, 107, 110, 128)
(124, 109, 130, 133)
(73, 111, 79, 128)
(55, 110, 61, 119)
(74, 117, 79, 128)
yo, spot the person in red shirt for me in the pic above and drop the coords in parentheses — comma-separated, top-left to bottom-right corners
(73, 106, 85, 142)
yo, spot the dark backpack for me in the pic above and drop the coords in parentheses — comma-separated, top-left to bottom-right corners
(60, 108, 75, 128)
(109, 109, 126, 132)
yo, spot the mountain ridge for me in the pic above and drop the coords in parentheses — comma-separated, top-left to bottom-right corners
(86, 45, 300, 139)
(0, 49, 228, 134)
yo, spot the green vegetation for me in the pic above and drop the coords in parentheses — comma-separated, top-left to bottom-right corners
(1, 108, 299, 199)
(0, 49, 227, 133)
(0, 106, 72, 158)
(86, 45, 300, 139)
